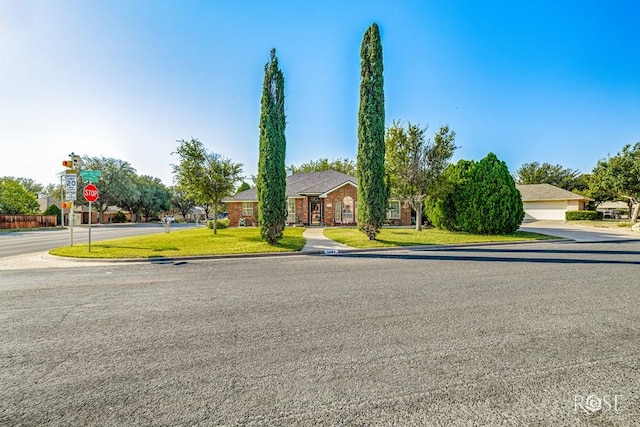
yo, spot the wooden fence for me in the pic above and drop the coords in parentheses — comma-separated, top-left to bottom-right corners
(0, 215, 58, 229)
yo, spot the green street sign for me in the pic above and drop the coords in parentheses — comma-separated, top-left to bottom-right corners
(81, 170, 101, 182)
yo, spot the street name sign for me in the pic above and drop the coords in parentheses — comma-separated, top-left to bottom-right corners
(81, 170, 101, 183)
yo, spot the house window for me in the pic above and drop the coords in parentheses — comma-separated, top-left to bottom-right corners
(287, 198, 296, 223)
(242, 202, 253, 216)
(334, 201, 342, 223)
(343, 196, 354, 223)
(388, 200, 401, 220)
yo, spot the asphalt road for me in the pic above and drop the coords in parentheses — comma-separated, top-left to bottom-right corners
(1, 240, 639, 425)
(0, 223, 196, 258)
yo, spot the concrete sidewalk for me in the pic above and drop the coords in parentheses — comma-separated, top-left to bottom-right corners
(301, 227, 352, 253)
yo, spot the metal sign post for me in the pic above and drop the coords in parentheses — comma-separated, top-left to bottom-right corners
(69, 201, 74, 246)
(88, 201, 92, 252)
(83, 183, 99, 253)
(65, 173, 77, 246)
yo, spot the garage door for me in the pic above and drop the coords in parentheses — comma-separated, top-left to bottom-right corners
(523, 201, 567, 220)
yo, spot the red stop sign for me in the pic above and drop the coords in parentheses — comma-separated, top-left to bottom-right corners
(84, 183, 99, 202)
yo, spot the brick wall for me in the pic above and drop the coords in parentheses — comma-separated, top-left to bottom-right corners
(228, 201, 258, 226)
(324, 184, 358, 226)
(400, 202, 412, 226)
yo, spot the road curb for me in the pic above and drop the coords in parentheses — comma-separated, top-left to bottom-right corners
(47, 237, 572, 264)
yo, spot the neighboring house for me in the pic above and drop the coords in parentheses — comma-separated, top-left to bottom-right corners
(595, 201, 632, 219)
(80, 205, 132, 224)
(37, 196, 59, 213)
(516, 184, 593, 220)
(222, 170, 412, 227)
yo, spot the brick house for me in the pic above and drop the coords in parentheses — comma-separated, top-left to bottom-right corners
(223, 170, 412, 227)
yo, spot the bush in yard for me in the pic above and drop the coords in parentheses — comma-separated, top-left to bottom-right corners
(427, 154, 524, 234)
(207, 218, 230, 229)
(565, 210, 603, 221)
(425, 160, 475, 231)
(456, 153, 524, 234)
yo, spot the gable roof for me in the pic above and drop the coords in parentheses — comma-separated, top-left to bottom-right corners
(223, 170, 357, 202)
(516, 184, 593, 202)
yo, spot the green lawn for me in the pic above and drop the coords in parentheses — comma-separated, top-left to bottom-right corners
(49, 227, 306, 259)
(323, 227, 557, 248)
(48, 225, 556, 259)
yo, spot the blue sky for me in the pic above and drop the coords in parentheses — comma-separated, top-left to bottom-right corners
(2, 0, 639, 187)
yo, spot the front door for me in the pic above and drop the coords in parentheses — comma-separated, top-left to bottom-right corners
(309, 197, 323, 225)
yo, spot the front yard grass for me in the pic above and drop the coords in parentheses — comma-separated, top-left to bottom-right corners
(567, 220, 633, 229)
(323, 227, 557, 248)
(49, 227, 306, 259)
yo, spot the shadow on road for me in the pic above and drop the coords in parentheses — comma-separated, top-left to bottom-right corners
(340, 241, 640, 266)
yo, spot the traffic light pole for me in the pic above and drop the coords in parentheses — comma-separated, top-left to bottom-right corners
(88, 201, 92, 252)
(69, 201, 74, 247)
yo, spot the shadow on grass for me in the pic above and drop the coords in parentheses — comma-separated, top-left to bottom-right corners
(93, 244, 180, 253)
(276, 236, 306, 251)
(373, 239, 431, 246)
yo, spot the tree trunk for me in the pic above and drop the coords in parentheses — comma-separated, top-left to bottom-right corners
(212, 204, 218, 234)
(631, 199, 640, 223)
(415, 201, 423, 231)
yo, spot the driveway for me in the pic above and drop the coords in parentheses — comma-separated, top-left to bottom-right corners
(520, 220, 639, 242)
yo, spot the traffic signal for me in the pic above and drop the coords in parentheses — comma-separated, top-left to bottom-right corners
(61, 202, 73, 209)
(72, 154, 83, 168)
(62, 153, 83, 169)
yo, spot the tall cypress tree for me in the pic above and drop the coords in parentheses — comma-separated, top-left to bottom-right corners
(257, 49, 287, 244)
(357, 23, 387, 240)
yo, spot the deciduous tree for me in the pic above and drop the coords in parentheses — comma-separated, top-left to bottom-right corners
(172, 138, 243, 233)
(288, 158, 356, 176)
(138, 176, 171, 221)
(0, 177, 40, 214)
(385, 122, 456, 231)
(589, 143, 640, 222)
(170, 185, 196, 220)
(236, 181, 251, 194)
(514, 162, 581, 191)
(74, 157, 139, 223)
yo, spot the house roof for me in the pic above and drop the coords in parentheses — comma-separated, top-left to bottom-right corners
(516, 184, 593, 202)
(223, 170, 357, 202)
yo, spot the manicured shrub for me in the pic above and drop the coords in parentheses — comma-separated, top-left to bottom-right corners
(425, 160, 475, 231)
(426, 154, 524, 235)
(207, 218, 230, 229)
(565, 210, 603, 221)
(456, 153, 524, 234)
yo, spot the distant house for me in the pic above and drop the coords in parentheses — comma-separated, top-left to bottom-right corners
(222, 170, 412, 227)
(516, 184, 593, 220)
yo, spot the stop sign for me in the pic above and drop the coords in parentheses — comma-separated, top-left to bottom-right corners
(84, 183, 99, 202)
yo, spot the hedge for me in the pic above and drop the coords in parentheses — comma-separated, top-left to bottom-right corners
(565, 210, 603, 221)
